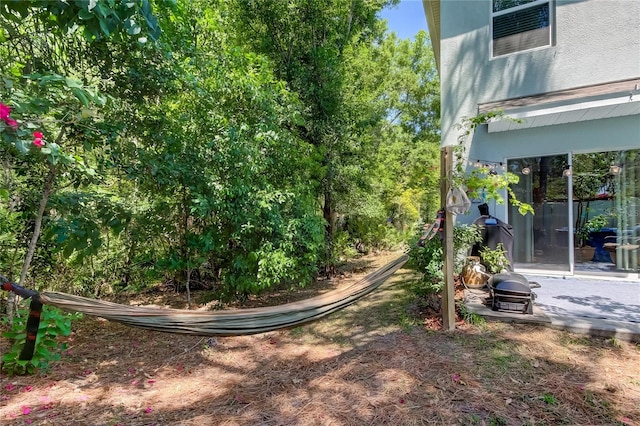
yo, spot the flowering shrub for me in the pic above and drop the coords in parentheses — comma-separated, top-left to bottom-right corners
(32, 131, 45, 147)
(0, 102, 18, 129)
(0, 101, 49, 155)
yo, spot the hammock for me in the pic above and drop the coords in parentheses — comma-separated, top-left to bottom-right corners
(2, 255, 408, 358)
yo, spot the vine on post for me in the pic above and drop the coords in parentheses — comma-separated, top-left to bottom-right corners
(453, 112, 534, 216)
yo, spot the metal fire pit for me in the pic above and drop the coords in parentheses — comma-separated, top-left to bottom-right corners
(488, 273, 538, 315)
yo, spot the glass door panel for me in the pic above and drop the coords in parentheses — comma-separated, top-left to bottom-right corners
(508, 155, 570, 271)
(573, 150, 640, 274)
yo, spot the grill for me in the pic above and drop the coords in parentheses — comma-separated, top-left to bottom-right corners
(488, 273, 539, 315)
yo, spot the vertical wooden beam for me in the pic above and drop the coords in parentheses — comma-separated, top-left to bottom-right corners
(440, 146, 456, 331)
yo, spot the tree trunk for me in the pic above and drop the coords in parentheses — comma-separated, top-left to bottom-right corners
(7, 164, 56, 323)
(19, 165, 56, 285)
(185, 266, 192, 309)
(323, 189, 336, 276)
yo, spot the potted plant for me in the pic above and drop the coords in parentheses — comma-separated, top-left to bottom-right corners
(479, 243, 511, 274)
(576, 214, 609, 262)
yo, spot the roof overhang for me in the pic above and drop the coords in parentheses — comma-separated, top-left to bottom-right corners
(479, 78, 640, 133)
(422, 0, 441, 73)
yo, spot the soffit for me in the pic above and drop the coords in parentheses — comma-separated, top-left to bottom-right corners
(423, 0, 441, 73)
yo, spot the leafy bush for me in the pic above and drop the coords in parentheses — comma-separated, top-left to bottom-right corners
(577, 214, 610, 245)
(407, 233, 444, 295)
(479, 243, 511, 273)
(407, 222, 482, 294)
(453, 224, 483, 274)
(343, 215, 408, 254)
(333, 230, 359, 261)
(1, 305, 81, 375)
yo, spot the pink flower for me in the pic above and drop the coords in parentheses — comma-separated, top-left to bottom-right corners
(5, 383, 15, 391)
(6, 117, 18, 129)
(0, 102, 10, 119)
(33, 131, 45, 147)
(21, 406, 31, 415)
(144, 406, 153, 414)
(23, 385, 33, 392)
(452, 373, 460, 383)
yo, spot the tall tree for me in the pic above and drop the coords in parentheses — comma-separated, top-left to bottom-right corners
(231, 0, 393, 267)
(372, 31, 441, 226)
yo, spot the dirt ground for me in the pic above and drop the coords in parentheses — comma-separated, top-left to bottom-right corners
(1, 252, 639, 425)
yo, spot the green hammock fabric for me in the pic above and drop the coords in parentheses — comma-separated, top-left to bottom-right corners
(38, 254, 408, 336)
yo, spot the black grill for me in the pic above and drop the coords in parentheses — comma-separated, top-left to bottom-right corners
(488, 273, 538, 315)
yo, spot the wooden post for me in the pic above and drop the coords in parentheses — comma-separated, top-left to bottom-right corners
(440, 146, 455, 331)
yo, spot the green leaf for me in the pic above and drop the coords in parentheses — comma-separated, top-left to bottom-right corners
(64, 77, 83, 88)
(78, 9, 94, 20)
(63, 244, 75, 258)
(41, 339, 58, 348)
(98, 17, 111, 36)
(14, 139, 30, 154)
(71, 87, 90, 107)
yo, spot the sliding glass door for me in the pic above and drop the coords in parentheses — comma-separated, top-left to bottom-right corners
(508, 155, 571, 271)
(508, 150, 640, 275)
(572, 150, 640, 274)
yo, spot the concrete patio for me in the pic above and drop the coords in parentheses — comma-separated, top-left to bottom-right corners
(464, 274, 640, 342)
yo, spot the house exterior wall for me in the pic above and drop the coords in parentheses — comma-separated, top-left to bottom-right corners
(437, 0, 640, 225)
(440, 0, 640, 150)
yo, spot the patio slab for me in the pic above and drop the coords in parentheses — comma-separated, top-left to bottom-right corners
(463, 275, 640, 342)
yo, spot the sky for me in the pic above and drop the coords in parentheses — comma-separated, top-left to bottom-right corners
(379, 0, 429, 40)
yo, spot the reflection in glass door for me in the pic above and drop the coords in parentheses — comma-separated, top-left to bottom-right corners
(573, 150, 640, 274)
(508, 155, 571, 272)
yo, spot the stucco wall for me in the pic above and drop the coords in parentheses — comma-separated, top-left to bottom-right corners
(440, 0, 640, 148)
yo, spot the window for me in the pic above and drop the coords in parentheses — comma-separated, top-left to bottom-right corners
(492, 0, 552, 57)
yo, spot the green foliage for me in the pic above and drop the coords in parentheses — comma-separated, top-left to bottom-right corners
(540, 392, 559, 405)
(454, 114, 534, 216)
(408, 223, 482, 293)
(1, 305, 81, 375)
(333, 230, 359, 261)
(407, 231, 444, 294)
(1, 0, 441, 304)
(232, 0, 435, 266)
(577, 214, 610, 244)
(453, 224, 483, 273)
(465, 167, 533, 216)
(0, 0, 166, 43)
(479, 243, 511, 274)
